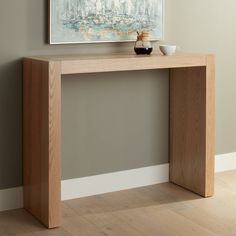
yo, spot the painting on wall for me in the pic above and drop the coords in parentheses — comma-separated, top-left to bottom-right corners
(49, 0, 164, 44)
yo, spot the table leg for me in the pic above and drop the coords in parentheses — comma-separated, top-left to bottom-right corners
(23, 59, 61, 228)
(169, 56, 215, 197)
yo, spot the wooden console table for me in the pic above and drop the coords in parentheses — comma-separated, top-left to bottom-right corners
(23, 53, 215, 228)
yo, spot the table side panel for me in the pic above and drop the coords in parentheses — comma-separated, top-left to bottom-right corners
(48, 61, 62, 228)
(169, 65, 214, 197)
(205, 55, 215, 196)
(23, 59, 61, 228)
(24, 59, 49, 224)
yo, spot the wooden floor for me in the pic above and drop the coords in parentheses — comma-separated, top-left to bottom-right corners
(1, 170, 236, 236)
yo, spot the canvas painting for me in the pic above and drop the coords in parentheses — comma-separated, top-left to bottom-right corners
(49, 0, 164, 44)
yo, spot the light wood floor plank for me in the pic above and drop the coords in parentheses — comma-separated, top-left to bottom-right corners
(1, 171, 236, 235)
(115, 205, 217, 236)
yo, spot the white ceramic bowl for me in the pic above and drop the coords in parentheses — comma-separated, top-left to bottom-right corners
(159, 45, 177, 56)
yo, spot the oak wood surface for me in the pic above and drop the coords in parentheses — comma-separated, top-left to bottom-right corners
(205, 55, 215, 196)
(23, 59, 61, 228)
(47, 61, 62, 228)
(23, 52, 215, 228)
(169, 58, 215, 197)
(27, 53, 209, 75)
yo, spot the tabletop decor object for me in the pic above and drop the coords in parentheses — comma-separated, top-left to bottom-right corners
(159, 45, 177, 56)
(134, 31, 153, 55)
(49, 0, 164, 44)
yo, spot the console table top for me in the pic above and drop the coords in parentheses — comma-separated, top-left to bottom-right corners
(26, 52, 212, 61)
(25, 53, 214, 75)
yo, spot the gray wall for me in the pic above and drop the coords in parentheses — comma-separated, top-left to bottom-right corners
(0, 0, 235, 190)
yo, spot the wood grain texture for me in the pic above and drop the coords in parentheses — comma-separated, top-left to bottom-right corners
(169, 64, 215, 197)
(48, 61, 62, 227)
(27, 53, 208, 75)
(23, 53, 215, 228)
(205, 55, 215, 196)
(60, 54, 208, 75)
(23, 59, 61, 228)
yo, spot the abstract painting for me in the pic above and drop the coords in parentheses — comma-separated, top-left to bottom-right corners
(49, 0, 164, 44)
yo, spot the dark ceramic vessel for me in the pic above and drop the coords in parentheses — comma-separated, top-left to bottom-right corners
(134, 47, 153, 55)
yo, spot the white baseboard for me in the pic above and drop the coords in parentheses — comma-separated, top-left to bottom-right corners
(1, 153, 236, 211)
(61, 164, 169, 200)
(215, 152, 236, 172)
(0, 187, 23, 212)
